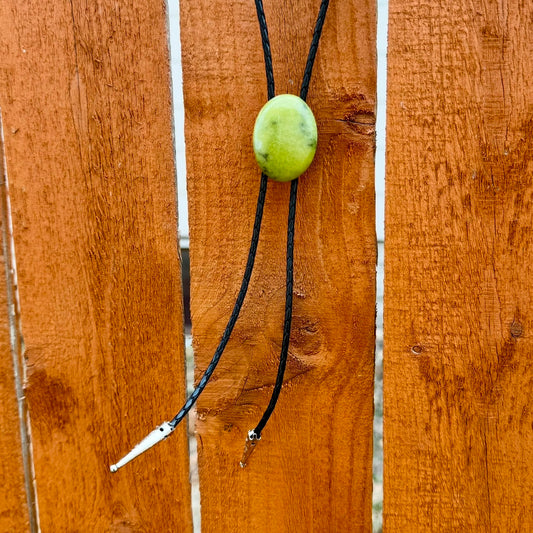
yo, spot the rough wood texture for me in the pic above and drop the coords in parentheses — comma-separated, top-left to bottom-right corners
(0, 1, 191, 530)
(181, 0, 376, 530)
(384, 0, 533, 530)
(0, 326, 29, 528)
(0, 147, 29, 533)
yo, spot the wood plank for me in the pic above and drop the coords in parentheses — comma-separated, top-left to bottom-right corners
(384, 0, 533, 530)
(0, 310, 29, 529)
(0, 1, 192, 530)
(180, 0, 376, 530)
(0, 334, 29, 528)
(0, 127, 30, 533)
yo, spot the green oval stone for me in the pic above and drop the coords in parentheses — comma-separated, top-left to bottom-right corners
(253, 94, 317, 182)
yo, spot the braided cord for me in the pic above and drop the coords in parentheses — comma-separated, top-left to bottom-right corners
(171, 0, 330, 435)
(252, 0, 330, 438)
(254, 0, 275, 100)
(300, 0, 330, 102)
(169, 2, 284, 431)
(112, 0, 330, 472)
(253, 177, 297, 435)
(170, 174, 269, 429)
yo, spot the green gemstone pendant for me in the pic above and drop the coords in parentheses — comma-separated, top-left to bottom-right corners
(253, 94, 317, 182)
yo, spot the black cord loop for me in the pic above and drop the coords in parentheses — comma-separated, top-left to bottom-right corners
(251, 0, 330, 438)
(170, 0, 330, 438)
(111, 0, 331, 473)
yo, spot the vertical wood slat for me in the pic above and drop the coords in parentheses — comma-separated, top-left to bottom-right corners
(181, 0, 376, 531)
(0, 126, 29, 533)
(384, 0, 533, 531)
(0, 1, 192, 531)
(0, 309, 29, 531)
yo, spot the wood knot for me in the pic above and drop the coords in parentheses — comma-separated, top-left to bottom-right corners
(290, 315, 322, 359)
(510, 321, 523, 338)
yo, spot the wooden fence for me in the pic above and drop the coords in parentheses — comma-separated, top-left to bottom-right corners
(0, 0, 531, 531)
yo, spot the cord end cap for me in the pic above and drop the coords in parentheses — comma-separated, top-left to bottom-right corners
(109, 421, 175, 473)
(240, 430, 260, 468)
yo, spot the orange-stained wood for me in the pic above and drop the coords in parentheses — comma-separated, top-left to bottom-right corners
(0, 124, 30, 533)
(384, 0, 533, 530)
(180, 0, 376, 531)
(0, 1, 191, 530)
(0, 307, 29, 529)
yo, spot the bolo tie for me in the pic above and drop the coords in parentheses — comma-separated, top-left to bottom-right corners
(110, 0, 330, 473)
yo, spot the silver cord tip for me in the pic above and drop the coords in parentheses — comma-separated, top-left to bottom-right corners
(109, 421, 175, 473)
(240, 430, 260, 468)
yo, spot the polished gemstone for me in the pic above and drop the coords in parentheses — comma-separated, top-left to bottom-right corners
(253, 94, 317, 182)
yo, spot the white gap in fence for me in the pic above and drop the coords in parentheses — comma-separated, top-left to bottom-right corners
(167, 2, 200, 531)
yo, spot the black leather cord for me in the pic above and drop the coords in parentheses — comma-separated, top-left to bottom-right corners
(300, 0, 330, 102)
(252, 0, 330, 438)
(113, 0, 330, 472)
(254, 0, 275, 100)
(170, 0, 330, 437)
(253, 177, 297, 436)
(169, 173, 268, 429)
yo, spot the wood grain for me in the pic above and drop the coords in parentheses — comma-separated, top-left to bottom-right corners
(384, 0, 533, 530)
(0, 130, 30, 533)
(0, 1, 191, 530)
(180, 0, 376, 531)
(0, 324, 29, 529)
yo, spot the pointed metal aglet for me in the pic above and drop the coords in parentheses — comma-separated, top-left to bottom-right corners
(110, 421, 175, 473)
(239, 430, 260, 468)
